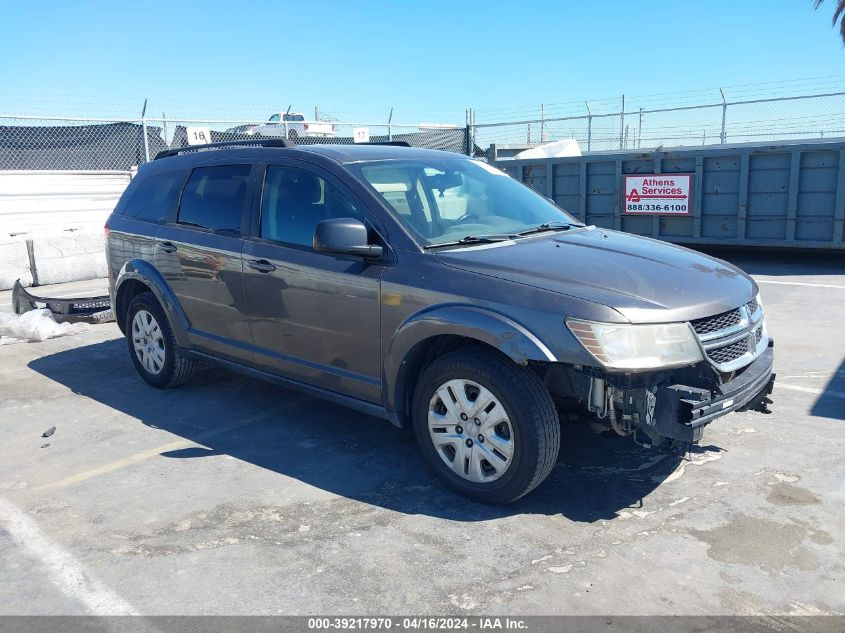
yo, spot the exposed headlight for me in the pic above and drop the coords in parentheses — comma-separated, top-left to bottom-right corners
(566, 319, 704, 371)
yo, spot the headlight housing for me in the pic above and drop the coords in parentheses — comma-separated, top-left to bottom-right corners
(566, 319, 704, 371)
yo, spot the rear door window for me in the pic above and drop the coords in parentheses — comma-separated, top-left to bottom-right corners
(122, 170, 184, 222)
(177, 164, 251, 232)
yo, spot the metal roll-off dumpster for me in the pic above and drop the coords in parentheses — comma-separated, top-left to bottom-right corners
(492, 138, 845, 249)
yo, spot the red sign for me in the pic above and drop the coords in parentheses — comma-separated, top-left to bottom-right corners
(623, 174, 692, 215)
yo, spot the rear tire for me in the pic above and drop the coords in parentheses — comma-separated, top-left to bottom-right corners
(412, 347, 560, 503)
(125, 292, 194, 389)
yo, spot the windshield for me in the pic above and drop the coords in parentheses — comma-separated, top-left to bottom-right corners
(349, 158, 580, 247)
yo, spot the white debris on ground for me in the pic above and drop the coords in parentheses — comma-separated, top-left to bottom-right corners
(0, 308, 87, 345)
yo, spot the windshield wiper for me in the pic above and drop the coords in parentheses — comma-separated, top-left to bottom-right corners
(424, 234, 511, 249)
(513, 221, 572, 237)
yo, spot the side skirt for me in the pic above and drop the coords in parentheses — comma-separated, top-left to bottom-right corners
(182, 349, 401, 427)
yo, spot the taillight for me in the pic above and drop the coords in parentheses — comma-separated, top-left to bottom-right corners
(304, 123, 310, 130)
(104, 220, 110, 238)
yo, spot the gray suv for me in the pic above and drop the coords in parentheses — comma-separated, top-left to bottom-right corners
(105, 139, 775, 503)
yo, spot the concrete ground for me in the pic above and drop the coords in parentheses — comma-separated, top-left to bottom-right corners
(0, 251, 843, 616)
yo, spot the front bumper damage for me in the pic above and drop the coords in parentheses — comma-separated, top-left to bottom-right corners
(548, 339, 776, 446)
(11, 279, 114, 324)
(653, 341, 775, 442)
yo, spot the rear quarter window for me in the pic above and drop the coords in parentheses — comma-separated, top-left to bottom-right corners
(121, 170, 185, 222)
(177, 164, 251, 232)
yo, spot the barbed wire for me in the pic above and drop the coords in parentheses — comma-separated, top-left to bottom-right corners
(2, 75, 845, 167)
(472, 74, 845, 122)
(5, 73, 845, 127)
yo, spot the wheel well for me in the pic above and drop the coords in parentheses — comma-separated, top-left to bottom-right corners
(114, 279, 150, 333)
(395, 335, 510, 427)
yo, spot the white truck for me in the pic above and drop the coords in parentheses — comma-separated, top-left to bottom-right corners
(248, 112, 336, 141)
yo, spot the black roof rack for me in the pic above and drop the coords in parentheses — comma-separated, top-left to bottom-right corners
(358, 141, 411, 147)
(155, 138, 295, 160)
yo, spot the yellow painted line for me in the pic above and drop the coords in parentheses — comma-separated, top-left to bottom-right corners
(35, 405, 284, 491)
(35, 439, 192, 491)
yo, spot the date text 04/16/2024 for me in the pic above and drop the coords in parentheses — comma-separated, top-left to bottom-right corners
(306, 617, 528, 630)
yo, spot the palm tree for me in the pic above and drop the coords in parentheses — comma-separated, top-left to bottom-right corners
(814, 0, 845, 44)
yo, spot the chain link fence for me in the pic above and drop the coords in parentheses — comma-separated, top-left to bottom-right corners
(2, 91, 844, 170)
(473, 91, 845, 153)
(0, 116, 473, 171)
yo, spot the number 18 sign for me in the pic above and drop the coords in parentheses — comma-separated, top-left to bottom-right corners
(623, 174, 692, 215)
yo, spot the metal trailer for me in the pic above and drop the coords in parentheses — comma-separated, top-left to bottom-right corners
(491, 138, 845, 249)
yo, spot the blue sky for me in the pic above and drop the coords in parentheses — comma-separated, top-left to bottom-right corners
(0, 0, 843, 123)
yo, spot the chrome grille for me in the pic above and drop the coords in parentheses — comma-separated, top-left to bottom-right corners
(690, 298, 766, 371)
(691, 308, 742, 336)
(706, 339, 749, 364)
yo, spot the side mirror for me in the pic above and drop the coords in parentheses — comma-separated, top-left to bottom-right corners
(313, 218, 383, 259)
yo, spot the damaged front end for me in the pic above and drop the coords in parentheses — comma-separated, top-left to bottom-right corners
(578, 341, 775, 446)
(549, 297, 775, 446)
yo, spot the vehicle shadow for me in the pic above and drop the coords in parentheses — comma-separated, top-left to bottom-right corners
(811, 358, 845, 421)
(28, 338, 703, 523)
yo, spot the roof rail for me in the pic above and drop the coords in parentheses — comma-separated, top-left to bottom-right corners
(358, 141, 411, 147)
(155, 138, 295, 160)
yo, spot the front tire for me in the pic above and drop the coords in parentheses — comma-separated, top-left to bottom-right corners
(126, 292, 194, 389)
(412, 347, 560, 503)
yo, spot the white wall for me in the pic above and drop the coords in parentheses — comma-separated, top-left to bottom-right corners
(0, 170, 131, 236)
(0, 170, 131, 289)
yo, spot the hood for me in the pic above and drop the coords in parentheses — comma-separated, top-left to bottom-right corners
(434, 226, 757, 323)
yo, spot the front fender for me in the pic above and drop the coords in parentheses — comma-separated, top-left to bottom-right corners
(383, 305, 557, 419)
(114, 260, 190, 348)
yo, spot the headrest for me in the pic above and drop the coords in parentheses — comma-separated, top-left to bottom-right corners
(295, 172, 321, 204)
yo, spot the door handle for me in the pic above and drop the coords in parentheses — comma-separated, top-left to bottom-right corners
(247, 259, 276, 273)
(156, 241, 177, 253)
